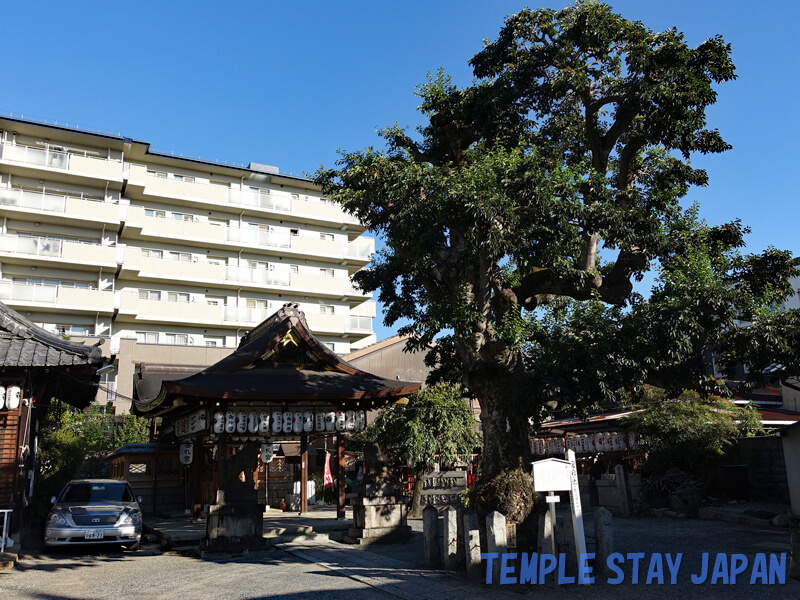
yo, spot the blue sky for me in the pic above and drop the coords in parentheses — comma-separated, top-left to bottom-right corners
(3, 1, 798, 341)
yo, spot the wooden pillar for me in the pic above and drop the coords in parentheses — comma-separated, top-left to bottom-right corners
(215, 436, 227, 506)
(336, 433, 346, 520)
(300, 433, 308, 514)
(190, 437, 204, 519)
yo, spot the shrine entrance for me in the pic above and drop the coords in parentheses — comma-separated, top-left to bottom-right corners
(133, 303, 420, 550)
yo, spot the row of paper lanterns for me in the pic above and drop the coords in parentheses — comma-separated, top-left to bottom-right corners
(0, 386, 22, 410)
(211, 410, 367, 435)
(530, 431, 640, 455)
(179, 441, 276, 465)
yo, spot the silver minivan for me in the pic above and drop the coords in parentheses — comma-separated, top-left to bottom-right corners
(44, 479, 143, 550)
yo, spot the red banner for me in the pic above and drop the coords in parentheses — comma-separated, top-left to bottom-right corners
(323, 451, 333, 489)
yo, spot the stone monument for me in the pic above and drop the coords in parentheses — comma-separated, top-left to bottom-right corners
(204, 442, 265, 551)
(345, 442, 412, 544)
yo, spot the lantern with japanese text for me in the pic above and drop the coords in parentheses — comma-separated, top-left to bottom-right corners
(179, 442, 193, 465)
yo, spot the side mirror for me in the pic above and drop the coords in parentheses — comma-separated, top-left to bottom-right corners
(137, 496, 143, 504)
(50, 496, 57, 506)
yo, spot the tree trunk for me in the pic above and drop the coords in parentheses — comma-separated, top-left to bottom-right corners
(467, 370, 531, 479)
(409, 465, 427, 518)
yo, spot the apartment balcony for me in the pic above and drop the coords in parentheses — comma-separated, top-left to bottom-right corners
(118, 246, 225, 285)
(125, 205, 227, 245)
(224, 265, 291, 288)
(223, 305, 273, 325)
(228, 187, 291, 213)
(226, 227, 290, 249)
(0, 281, 113, 313)
(131, 169, 228, 207)
(346, 315, 374, 333)
(0, 187, 119, 225)
(117, 292, 224, 325)
(0, 142, 123, 183)
(304, 312, 346, 335)
(0, 235, 117, 268)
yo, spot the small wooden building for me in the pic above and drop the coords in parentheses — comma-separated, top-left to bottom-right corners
(0, 301, 104, 539)
(132, 303, 421, 548)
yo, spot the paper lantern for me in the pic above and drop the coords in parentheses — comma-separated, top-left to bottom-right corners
(355, 410, 366, 431)
(335, 411, 346, 432)
(293, 411, 303, 434)
(213, 412, 225, 434)
(179, 442, 193, 465)
(315, 412, 326, 431)
(225, 411, 236, 434)
(259, 411, 270, 434)
(325, 412, 336, 432)
(6, 386, 20, 410)
(283, 411, 293, 433)
(303, 411, 313, 433)
(345, 410, 355, 431)
(261, 443, 274, 463)
(248, 411, 259, 434)
(236, 411, 248, 434)
(272, 411, 283, 433)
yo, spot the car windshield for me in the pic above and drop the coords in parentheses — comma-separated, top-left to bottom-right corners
(60, 483, 134, 503)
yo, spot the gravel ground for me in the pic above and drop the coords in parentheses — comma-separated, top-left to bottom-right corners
(1, 515, 795, 599)
(0, 545, 395, 600)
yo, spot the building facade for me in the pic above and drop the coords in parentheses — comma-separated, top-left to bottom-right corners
(0, 116, 376, 412)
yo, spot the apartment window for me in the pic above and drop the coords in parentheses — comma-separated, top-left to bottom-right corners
(291, 193, 299, 200)
(320, 268, 335, 278)
(207, 256, 226, 266)
(54, 324, 93, 336)
(208, 218, 228, 227)
(248, 260, 270, 270)
(164, 333, 189, 345)
(142, 248, 163, 259)
(168, 251, 192, 262)
(246, 299, 269, 309)
(139, 289, 161, 301)
(320, 233, 334, 242)
(206, 295, 226, 306)
(147, 170, 168, 179)
(320, 304, 334, 315)
(324, 342, 335, 351)
(145, 209, 166, 218)
(173, 175, 195, 183)
(172, 212, 194, 222)
(290, 265, 299, 274)
(136, 331, 159, 344)
(205, 336, 225, 347)
(167, 292, 190, 303)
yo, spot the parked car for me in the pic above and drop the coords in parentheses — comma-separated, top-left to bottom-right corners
(44, 479, 143, 551)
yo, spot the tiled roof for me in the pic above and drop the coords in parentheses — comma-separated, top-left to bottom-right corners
(0, 301, 104, 368)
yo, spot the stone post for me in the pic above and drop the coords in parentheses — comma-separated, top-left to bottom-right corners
(463, 509, 482, 581)
(558, 511, 577, 576)
(594, 507, 613, 579)
(455, 506, 466, 568)
(538, 509, 555, 555)
(486, 511, 507, 584)
(443, 506, 459, 571)
(615, 464, 632, 517)
(422, 505, 441, 569)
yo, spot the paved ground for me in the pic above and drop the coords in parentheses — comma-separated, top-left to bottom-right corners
(1, 510, 796, 599)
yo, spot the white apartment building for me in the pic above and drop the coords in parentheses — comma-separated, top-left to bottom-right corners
(0, 116, 376, 413)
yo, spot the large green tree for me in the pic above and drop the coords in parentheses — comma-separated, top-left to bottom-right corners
(315, 2, 798, 482)
(358, 383, 478, 517)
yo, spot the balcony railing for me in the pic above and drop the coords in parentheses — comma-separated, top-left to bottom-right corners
(348, 316, 373, 331)
(223, 305, 272, 323)
(224, 266, 291, 287)
(0, 280, 59, 303)
(0, 187, 116, 217)
(345, 243, 372, 260)
(0, 141, 121, 170)
(226, 227, 291, 249)
(0, 235, 62, 257)
(228, 188, 292, 212)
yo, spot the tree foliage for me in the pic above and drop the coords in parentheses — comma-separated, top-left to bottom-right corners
(358, 383, 479, 516)
(621, 389, 765, 475)
(315, 2, 798, 482)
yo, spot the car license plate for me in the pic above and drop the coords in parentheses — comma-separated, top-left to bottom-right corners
(85, 530, 104, 540)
